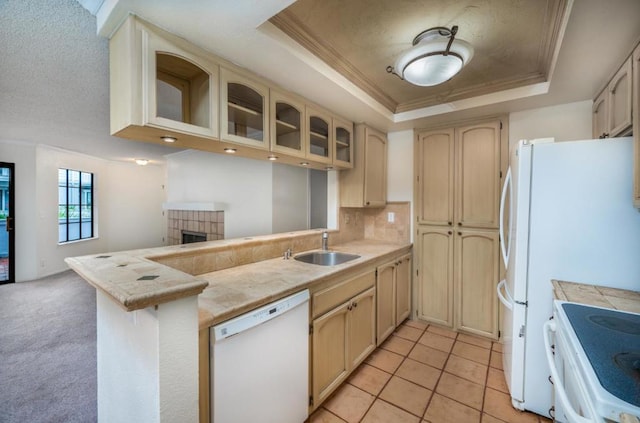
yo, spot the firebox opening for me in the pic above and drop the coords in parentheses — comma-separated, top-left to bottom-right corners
(182, 230, 206, 244)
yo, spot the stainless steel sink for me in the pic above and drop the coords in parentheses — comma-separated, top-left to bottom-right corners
(294, 251, 360, 266)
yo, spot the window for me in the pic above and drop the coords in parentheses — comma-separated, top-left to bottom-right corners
(58, 169, 93, 243)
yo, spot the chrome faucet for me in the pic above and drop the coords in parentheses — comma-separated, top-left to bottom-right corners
(283, 248, 292, 260)
(322, 231, 329, 251)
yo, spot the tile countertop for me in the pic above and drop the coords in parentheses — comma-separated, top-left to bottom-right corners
(198, 240, 412, 329)
(552, 280, 640, 314)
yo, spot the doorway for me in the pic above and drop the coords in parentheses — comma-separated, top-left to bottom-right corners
(0, 162, 14, 284)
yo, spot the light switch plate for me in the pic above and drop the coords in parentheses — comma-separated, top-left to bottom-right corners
(387, 212, 395, 223)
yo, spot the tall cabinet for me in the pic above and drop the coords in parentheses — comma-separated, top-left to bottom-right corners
(415, 119, 504, 339)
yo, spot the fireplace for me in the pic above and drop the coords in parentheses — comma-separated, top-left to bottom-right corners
(182, 230, 207, 244)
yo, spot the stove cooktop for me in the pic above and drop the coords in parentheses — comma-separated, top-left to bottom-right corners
(561, 303, 640, 408)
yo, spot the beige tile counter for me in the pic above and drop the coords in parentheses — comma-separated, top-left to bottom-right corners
(198, 239, 412, 328)
(552, 280, 640, 313)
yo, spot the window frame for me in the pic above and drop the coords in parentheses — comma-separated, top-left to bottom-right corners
(58, 168, 94, 243)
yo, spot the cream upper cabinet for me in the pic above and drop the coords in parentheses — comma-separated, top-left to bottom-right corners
(340, 124, 387, 208)
(306, 106, 333, 165)
(110, 16, 219, 143)
(455, 229, 499, 339)
(417, 226, 454, 327)
(592, 90, 609, 139)
(608, 57, 633, 137)
(333, 117, 354, 169)
(455, 121, 501, 229)
(270, 89, 305, 158)
(220, 67, 269, 149)
(416, 129, 455, 225)
(633, 43, 640, 209)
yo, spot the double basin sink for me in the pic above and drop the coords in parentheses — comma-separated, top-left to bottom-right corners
(294, 251, 360, 266)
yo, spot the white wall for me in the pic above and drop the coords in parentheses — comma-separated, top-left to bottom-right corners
(509, 100, 592, 147)
(166, 150, 274, 239)
(387, 129, 414, 202)
(272, 163, 309, 233)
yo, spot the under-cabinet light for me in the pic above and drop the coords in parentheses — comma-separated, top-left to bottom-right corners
(135, 159, 149, 166)
(268, 155, 278, 161)
(224, 148, 237, 154)
(161, 136, 177, 143)
(300, 162, 309, 166)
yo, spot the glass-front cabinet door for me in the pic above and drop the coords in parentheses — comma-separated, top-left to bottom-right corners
(144, 34, 218, 138)
(220, 68, 269, 149)
(333, 117, 353, 169)
(270, 90, 305, 158)
(306, 106, 333, 165)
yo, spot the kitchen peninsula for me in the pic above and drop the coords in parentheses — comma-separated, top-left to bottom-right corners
(66, 226, 412, 423)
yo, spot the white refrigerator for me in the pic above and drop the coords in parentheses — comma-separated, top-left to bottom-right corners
(496, 137, 640, 418)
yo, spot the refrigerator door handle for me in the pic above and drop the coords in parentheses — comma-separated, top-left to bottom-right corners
(499, 167, 512, 267)
(497, 279, 513, 310)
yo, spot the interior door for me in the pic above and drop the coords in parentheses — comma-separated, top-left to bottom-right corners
(0, 162, 15, 284)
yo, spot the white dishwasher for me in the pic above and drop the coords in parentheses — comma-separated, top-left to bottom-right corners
(211, 289, 309, 423)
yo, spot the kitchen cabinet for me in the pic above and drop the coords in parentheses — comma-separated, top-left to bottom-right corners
(415, 118, 504, 339)
(455, 229, 499, 339)
(633, 43, 640, 208)
(311, 271, 375, 408)
(110, 16, 219, 142)
(306, 106, 333, 165)
(593, 57, 633, 139)
(333, 117, 354, 169)
(220, 67, 269, 149)
(376, 253, 412, 345)
(270, 89, 305, 158)
(340, 124, 387, 208)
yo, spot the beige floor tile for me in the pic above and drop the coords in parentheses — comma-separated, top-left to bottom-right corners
(395, 325, 424, 342)
(418, 331, 455, 353)
(452, 340, 491, 365)
(323, 383, 375, 423)
(486, 368, 509, 394)
(381, 335, 415, 356)
(404, 319, 429, 330)
(423, 393, 481, 423)
(436, 372, 484, 410)
(365, 348, 404, 374)
(408, 343, 449, 369)
(348, 363, 392, 396)
(539, 416, 553, 422)
(426, 325, 458, 339)
(490, 350, 504, 370)
(361, 399, 420, 423)
(481, 413, 507, 423)
(395, 358, 442, 390)
(379, 376, 432, 417)
(444, 355, 488, 386)
(309, 408, 347, 423)
(457, 333, 493, 349)
(483, 388, 539, 423)
(492, 341, 503, 353)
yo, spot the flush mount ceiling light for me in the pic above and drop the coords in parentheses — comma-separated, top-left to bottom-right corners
(135, 159, 149, 166)
(386, 25, 473, 87)
(160, 136, 177, 143)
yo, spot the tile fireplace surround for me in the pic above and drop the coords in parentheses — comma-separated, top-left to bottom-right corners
(166, 210, 224, 245)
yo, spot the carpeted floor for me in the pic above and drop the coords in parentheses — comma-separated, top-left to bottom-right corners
(0, 270, 97, 423)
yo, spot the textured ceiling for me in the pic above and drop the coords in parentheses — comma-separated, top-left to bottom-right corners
(271, 0, 569, 113)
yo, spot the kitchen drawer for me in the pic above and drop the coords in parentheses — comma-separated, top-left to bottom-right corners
(312, 271, 375, 318)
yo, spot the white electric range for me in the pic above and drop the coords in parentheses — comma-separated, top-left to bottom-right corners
(544, 301, 640, 423)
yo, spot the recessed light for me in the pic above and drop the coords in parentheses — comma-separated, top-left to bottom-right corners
(325, 166, 334, 171)
(135, 159, 149, 166)
(300, 162, 309, 166)
(161, 136, 177, 143)
(268, 155, 278, 161)
(224, 148, 237, 153)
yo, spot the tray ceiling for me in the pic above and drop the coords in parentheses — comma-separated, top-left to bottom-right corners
(270, 0, 571, 114)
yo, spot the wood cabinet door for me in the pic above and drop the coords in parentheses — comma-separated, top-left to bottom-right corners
(376, 262, 396, 346)
(395, 254, 412, 324)
(455, 229, 499, 339)
(348, 287, 376, 369)
(417, 226, 454, 327)
(416, 129, 455, 225)
(455, 122, 501, 229)
(592, 90, 609, 139)
(312, 302, 350, 406)
(363, 127, 388, 207)
(269, 89, 305, 158)
(633, 44, 640, 208)
(608, 57, 633, 137)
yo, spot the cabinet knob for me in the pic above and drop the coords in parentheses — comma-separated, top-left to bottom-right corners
(353, 301, 358, 308)
(347, 304, 352, 311)
(448, 221, 452, 226)
(458, 232, 462, 236)
(448, 231, 452, 235)
(366, 201, 370, 205)
(458, 222, 462, 226)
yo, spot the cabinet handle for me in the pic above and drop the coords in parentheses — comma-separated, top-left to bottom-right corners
(458, 232, 462, 236)
(448, 231, 452, 235)
(458, 222, 462, 226)
(448, 221, 452, 226)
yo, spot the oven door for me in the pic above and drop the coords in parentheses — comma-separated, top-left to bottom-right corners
(543, 320, 601, 423)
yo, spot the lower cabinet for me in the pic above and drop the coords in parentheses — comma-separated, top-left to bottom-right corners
(312, 285, 376, 408)
(376, 253, 412, 345)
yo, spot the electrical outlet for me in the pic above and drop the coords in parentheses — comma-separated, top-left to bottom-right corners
(387, 212, 395, 223)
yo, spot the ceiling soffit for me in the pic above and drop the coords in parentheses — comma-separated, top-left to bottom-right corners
(270, 0, 572, 114)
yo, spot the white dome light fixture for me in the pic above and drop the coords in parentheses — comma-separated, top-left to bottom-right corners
(387, 26, 473, 87)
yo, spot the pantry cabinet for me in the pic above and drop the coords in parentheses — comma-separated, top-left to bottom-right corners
(311, 272, 375, 408)
(416, 128, 454, 225)
(376, 254, 412, 345)
(340, 124, 387, 208)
